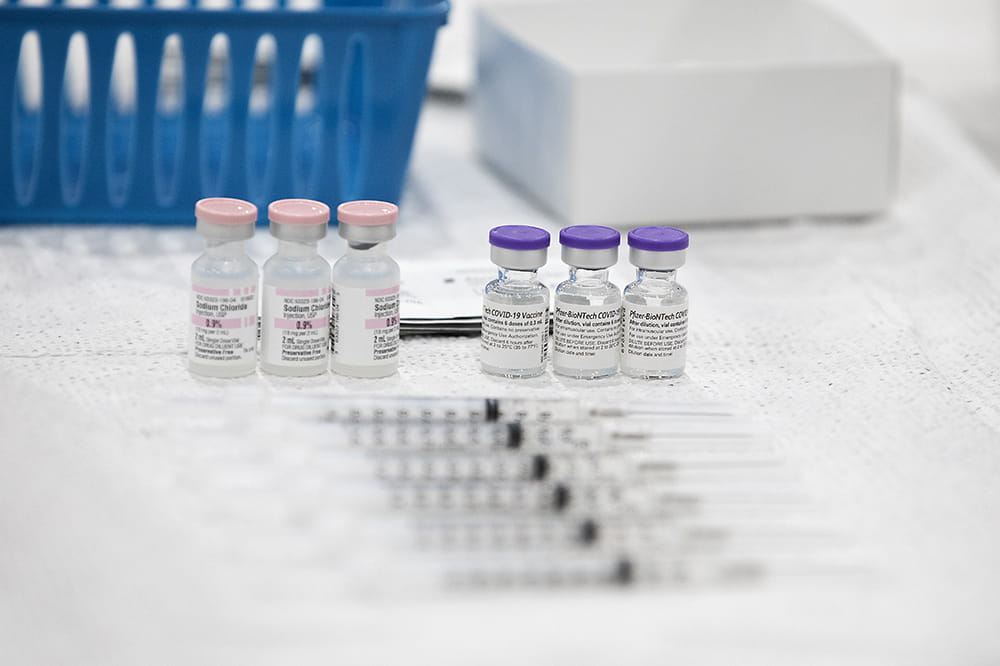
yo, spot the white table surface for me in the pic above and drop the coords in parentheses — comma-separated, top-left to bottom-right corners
(3, 6, 1000, 664)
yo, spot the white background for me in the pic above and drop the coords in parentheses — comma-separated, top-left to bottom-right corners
(2, 1, 1000, 663)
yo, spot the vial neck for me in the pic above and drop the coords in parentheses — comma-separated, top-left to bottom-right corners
(569, 267, 609, 284)
(347, 242, 388, 256)
(278, 239, 318, 257)
(205, 239, 246, 257)
(637, 268, 677, 282)
(499, 267, 540, 283)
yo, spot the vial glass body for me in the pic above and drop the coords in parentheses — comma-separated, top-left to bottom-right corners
(331, 243, 401, 378)
(481, 268, 550, 378)
(553, 268, 621, 379)
(260, 240, 332, 376)
(189, 239, 259, 378)
(621, 269, 688, 378)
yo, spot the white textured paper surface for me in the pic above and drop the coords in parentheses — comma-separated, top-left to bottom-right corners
(1, 91, 999, 664)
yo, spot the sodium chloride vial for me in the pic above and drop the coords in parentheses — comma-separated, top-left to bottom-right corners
(481, 225, 551, 378)
(188, 197, 260, 378)
(621, 226, 689, 379)
(331, 200, 401, 378)
(553, 225, 622, 379)
(260, 199, 332, 377)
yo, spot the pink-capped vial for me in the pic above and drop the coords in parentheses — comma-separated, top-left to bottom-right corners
(189, 197, 260, 378)
(260, 199, 332, 377)
(331, 200, 400, 378)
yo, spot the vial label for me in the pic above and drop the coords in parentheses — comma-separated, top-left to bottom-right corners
(331, 284, 400, 366)
(481, 303, 549, 370)
(189, 283, 258, 365)
(261, 285, 331, 366)
(553, 303, 622, 371)
(621, 302, 688, 372)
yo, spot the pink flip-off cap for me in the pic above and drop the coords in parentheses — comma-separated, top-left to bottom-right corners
(268, 199, 331, 226)
(195, 197, 257, 225)
(337, 200, 398, 226)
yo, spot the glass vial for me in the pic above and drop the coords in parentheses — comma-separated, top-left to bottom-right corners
(621, 226, 689, 379)
(553, 225, 622, 379)
(481, 225, 551, 378)
(260, 199, 332, 377)
(189, 197, 260, 378)
(331, 200, 400, 378)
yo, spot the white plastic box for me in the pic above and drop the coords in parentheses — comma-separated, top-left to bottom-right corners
(474, 0, 899, 225)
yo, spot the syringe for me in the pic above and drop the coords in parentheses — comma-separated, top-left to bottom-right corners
(338, 546, 867, 595)
(157, 409, 762, 459)
(326, 418, 762, 452)
(407, 514, 808, 555)
(328, 475, 808, 522)
(354, 448, 786, 487)
(252, 416, 765, 472)
(265, 394, 744, 424)
(437, 552, 761, 589)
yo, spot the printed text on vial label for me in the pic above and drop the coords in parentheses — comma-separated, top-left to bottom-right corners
(481, 304, 549, 369)
(190, 283, 258, 365)
(553, 304, 621, 371)
(332, 285, 400, 366)
(263, 286, 331, 366)
(621, 303, 688, 371)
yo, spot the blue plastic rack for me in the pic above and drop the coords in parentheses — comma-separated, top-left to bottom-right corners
(0, 0, 448, 223)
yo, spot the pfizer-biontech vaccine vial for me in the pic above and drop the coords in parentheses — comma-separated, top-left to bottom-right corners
(621, 226, 689, 379)
(331, 200, 401, 378)
(481, 225, 551, 378)
(189, 197, 260, 378)
(260, 199, 332, 377)
(553, 225, 622, 379)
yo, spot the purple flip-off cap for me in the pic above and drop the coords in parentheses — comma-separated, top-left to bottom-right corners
(560, 225, 620, 269)
(490, 225, 551, 250)
(489, 225, 550, 270)
(628, 226, 688, 252)
(560, 225, 620, 249)
(628, 226, 688, 270)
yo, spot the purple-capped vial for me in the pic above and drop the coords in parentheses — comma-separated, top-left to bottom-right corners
(553, 225, 622, 379)
(621, 227, 689, 379)
(481, 225, 552, 378)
